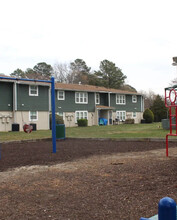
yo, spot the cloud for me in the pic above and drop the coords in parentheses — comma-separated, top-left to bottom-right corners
(1, 0, 177, 95)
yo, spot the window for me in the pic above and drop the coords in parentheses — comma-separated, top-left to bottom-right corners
(29, 111, 38, 121)
(132, 112, 137, 118)
(116, 111, 126, 121)
(116, 94, 126, 104)
(132, 95, 137, 103)
(29, 85, 38, 96)
(75, 92, 88, 104)
(95, 93, 100, 104)
(75, 111, 88, 123)
(58, 112, 65, 122)
(58, 91, 65, 100)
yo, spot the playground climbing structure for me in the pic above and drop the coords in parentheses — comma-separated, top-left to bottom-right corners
(165, 86, 177, 156)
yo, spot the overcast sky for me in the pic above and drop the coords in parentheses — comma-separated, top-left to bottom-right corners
(1, 0, 177, 95)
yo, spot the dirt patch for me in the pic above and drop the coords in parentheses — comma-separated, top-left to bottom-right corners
(0, 139, 177, 220)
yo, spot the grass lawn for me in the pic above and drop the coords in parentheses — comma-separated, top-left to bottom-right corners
(66, 122, 167, 139)
(0, 122, 171, 142)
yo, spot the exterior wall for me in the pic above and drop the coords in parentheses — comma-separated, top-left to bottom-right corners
(110, 94, 142, 112)
(63, 112, 96, 127)
(100, 93, 108, 106)
(55, 91, 95, 112)
(0, 111, 13, 131)
(17, 84, 49, 111)
(0, 111, 49, 132)
(112, 111, 143, 124)
(0, 82, 13, 111)
(0, 80, 144, 130)
(15, 111, 49, 131)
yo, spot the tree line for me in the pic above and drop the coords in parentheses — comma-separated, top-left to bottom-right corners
(10, 58, 171, 122)
(10, 59, 136, 92)
(142, 91, 167, 122)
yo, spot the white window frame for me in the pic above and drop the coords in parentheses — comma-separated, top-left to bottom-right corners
(116, 94, 126, 105)
(95, 93, 100, 104)
(116, 111, 126, 121)
(132, 95, 137, 103)
(132, 112, 137, 118)
(75, 111, 88, 123)
(75, 92, 88, 104)
(29, 85, 38, 96)
(29, 111, 38, 121)
(58, 91, 65, 100)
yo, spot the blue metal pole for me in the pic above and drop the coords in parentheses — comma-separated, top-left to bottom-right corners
(51, 77, 56, 153)
(158, 197, 176, 220)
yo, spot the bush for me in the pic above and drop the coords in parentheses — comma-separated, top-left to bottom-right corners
(125, 119, 134, 124)
(143, 108, 154, 123)
(77, 119, 88, 127)
(49, 114, 64, 129)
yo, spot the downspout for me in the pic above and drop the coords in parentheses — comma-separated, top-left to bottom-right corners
(94, 92, 98, 126)
(141, 95, 144, 121)
(108, 92, 111, 107)
(48, 86, 51, 129)
(141, 95, 144, 112)
(13, 81, 17, 123)
(108, 92, 111, 125)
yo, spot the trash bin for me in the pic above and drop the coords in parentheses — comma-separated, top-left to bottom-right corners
(141, 119, 146, 124)
(12, 123, 19, 131)
(30, 123, 37, 131)
(99, 118, 108, 126)
(56, 124, 65, 139)
(161, 119, 176, 130)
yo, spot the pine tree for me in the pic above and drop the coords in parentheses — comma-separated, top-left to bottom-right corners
(150, 95, 167, 122)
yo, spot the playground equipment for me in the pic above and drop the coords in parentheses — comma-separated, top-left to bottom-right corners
(165, 85, 177, 156)
(140, 197, 176, 220)
(0, 76, 57, 153)
(23, 124, 33, 133)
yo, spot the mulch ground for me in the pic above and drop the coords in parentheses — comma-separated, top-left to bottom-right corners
(0, 138, 177, 220)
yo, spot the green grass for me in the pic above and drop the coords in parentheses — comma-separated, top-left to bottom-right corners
(0, 122, 170, 142)
(66, 122, 167, 139)
(0, 130, 52, 142)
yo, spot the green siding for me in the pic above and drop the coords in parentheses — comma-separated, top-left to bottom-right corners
(100, 93, 108, 106)
(0, 82, 13, 111)
(110, 94, 142, 112)
(55, 91, 95, 112)
(0, 80, 143, 114)
(17, 84, 49, 111)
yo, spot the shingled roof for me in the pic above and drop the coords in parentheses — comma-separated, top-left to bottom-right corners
(55, 82, 139, 95)
(0, 75, 140, 95)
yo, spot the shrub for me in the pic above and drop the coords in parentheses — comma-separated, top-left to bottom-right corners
(49, 114, 64, 129)
(143, 108, 154, 123)
(77, 119, 88, 127)
(125, 119, 135, 124)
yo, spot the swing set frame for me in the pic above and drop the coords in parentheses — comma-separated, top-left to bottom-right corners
(0, 76, 57, 153)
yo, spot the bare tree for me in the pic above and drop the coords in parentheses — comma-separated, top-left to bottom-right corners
(53, 62, 70, 83)
(139, 90, 157, 109)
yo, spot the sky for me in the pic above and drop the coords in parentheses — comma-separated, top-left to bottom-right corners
(1, 0, 177, 96)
